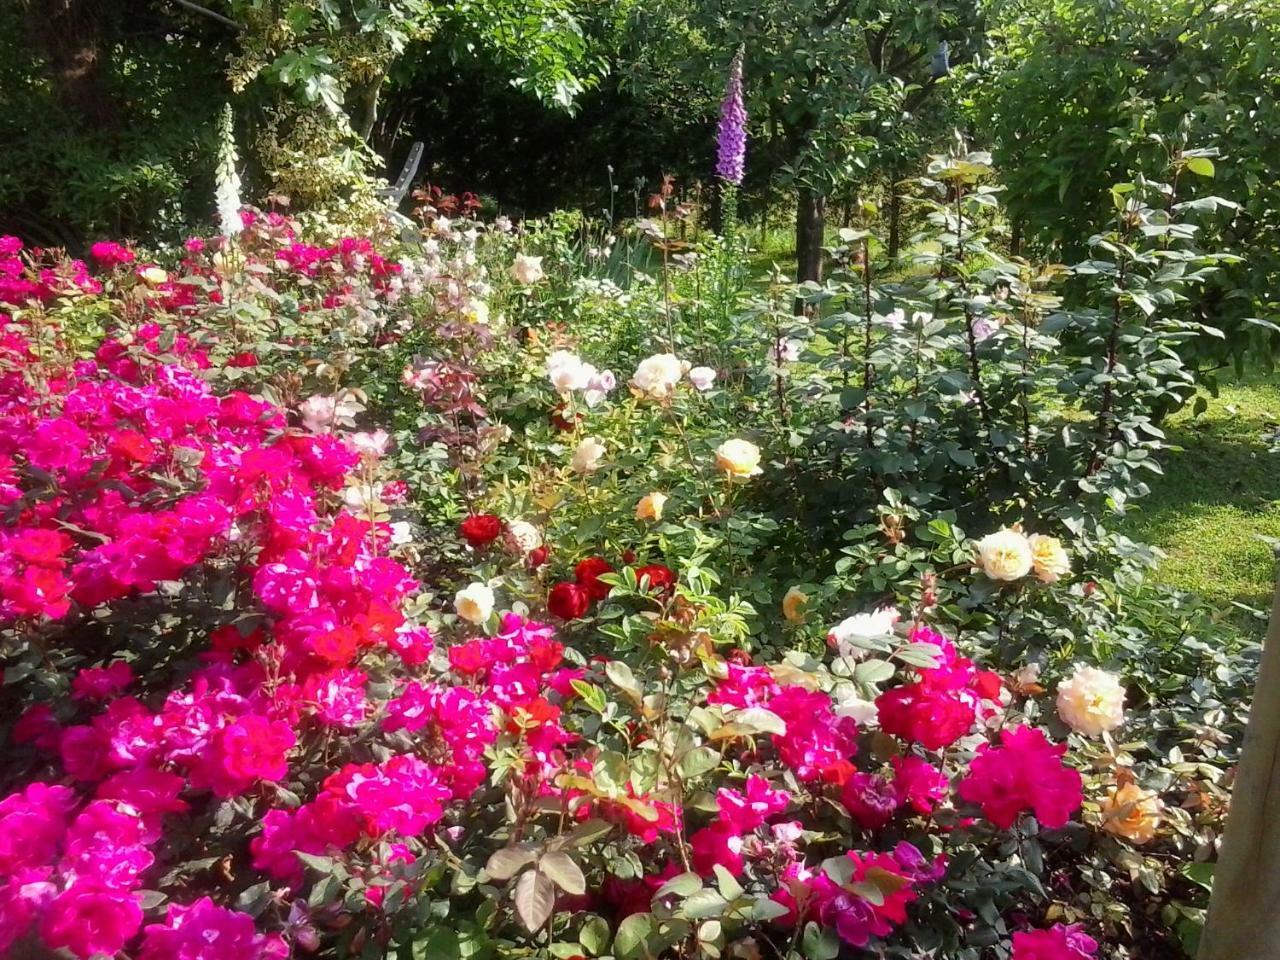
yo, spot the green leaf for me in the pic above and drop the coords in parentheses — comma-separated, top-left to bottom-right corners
(540, 851, 586, 895)
(1184, 156, 1215, 178)
(680, 888, 728, 920)
(485, 844, 539, 881)
(563, 818, 613, 847)
(853, 659, 894, 684)
(579, 915, 611, 956)
(605, 660, 641, 699)
(726, 706, 787, 735)
(653, 871, 703, 899)
(614, 913, 654, 959)
(514, 869, 556, 932)
(713, 864, 743, 901)
(801, 921, 840, 960)
(677, 745, 720, 779)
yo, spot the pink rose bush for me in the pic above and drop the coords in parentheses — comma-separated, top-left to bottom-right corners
(0, 218, 1103, 959)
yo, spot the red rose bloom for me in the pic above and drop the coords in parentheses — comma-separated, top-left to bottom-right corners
(634, 563, 676, 595)
(527, 546, 549, 569)
(548, 582, 591, 620)
(574, 557, 615, 601)
(550, 405, 583, 432)
(459, 514, 503, 548)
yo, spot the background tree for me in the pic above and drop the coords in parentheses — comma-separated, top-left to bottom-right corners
(969, 0, 1280, 370)
(625, 0, 982, 282)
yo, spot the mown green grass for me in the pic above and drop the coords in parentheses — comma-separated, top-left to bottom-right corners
(1120, 374, 1280, 611)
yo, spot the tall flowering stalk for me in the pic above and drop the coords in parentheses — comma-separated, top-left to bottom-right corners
(215, 104, 243, 238)
(715, 49, 747, 186)
(715, 49, 747, 238)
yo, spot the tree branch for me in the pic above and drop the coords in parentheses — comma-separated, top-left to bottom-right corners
(170, 0, 240, 31)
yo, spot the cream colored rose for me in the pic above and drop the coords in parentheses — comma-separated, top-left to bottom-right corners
(511, 255, 544, 284)
(1099, 783, 1162, 844)
(630, 353, 685, 399)
(782, 586, 809, 623)
(504, 520, 543, 555)
(1056, 665, 1126, 736)
(976, 528, 1033, 581)
(635, 492, 668, 522)
(1028, 534, 1071, 583)
(571, 437, 606, 474)
(715, 439, 762, 478)
(454, 582, 495, 624)
(139, 266, 169, 285)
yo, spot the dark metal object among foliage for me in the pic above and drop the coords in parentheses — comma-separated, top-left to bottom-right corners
(377, 142, 425, 205)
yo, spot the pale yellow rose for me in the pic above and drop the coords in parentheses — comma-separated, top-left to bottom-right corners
(716, 439, 762, 478)
(630, 353, 685, 399)
(454, 582, 495, 624)
(635, 492, 668, 522)
(571, 437, 606, 474)
(1028, 534, 1071, 583)
(140, 266, 169, 285)
(1056, 665, 1126, 736)
(1099, 783, 1163, 844)
(782, 586, 809, 623)
(511, 255, 544, 284)
(976, 528, 1033, 581)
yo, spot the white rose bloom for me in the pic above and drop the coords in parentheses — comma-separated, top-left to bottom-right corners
(504, 519, 543, 555)
(546, 350, 593, 395)
(298, 394, 357, 434)
(688, 366, 717, 391)
(298, 395, 337, 434)
(879, 309, 907, 330)
(976, 528, 1034, 581)
(571, 437, 606, 474)
(630, 353, 685, 398)
(827, 607, 900, 660)
(511, 254, 545, 284)
(454, 582, 495, 625)
(343, 483, 382, 510)
(350, 430, 391, 458)
(833, 687, 880, 725)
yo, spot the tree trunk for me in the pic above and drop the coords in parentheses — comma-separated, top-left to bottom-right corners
(888, 186, 902, 264)
(1199, 572, 1280, 959)
(354, 72, 385, 143)
(24, 0, 116, 130)
(795, 187, 825, 284)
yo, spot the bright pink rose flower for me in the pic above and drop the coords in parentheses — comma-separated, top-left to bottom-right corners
(41, 883, 142, 960)
(1012, 923, 1099, 959)
(139, 897, 286, 960)
(958, 726, 1082, 829)
(690, 822, 746, 877)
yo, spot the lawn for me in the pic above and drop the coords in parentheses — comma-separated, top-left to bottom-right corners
(1121, 374, 1280, 612)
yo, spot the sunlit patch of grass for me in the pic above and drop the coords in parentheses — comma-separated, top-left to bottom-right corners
(1121, 374, 1280, 612)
